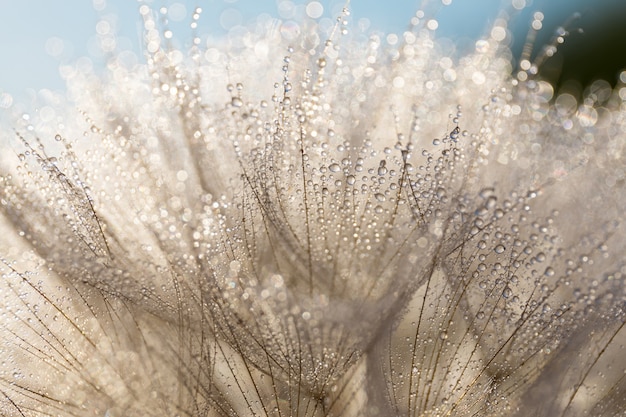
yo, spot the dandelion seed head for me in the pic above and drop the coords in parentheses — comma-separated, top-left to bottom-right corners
(1, 2, 626, 417)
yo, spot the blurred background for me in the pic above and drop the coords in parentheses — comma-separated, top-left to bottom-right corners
(1, 0, 625, 109)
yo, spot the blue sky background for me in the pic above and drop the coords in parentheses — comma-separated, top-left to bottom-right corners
(0, 0, 624, 108)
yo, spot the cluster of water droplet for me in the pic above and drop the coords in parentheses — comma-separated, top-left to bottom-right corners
(1, 2, 625, 417)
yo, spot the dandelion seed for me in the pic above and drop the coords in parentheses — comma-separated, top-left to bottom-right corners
(1, 2, 625, 417)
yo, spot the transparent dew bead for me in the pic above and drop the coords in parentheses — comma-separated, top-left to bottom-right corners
(450, 126, 460, 140)
(377, 161, 387, 176)
(485, 195, 497, 209)
(494, 244, 506, 254)
(502, 286, 512, 299)
(231, 97, 243, 107)
(328, 163, 341, 173)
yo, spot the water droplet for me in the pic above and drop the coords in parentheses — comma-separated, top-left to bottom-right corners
(328, 163, 340, 172)
(377, 161, 387, 176)
(478, 189, 494, 201)
(346, 175, 356, 185)
(450, 126, 460, 140)
(231, 97, 243, 107)
(494, 244, 506, 254)
(502, 286, 512, 298)
(374, 193, 386, 202)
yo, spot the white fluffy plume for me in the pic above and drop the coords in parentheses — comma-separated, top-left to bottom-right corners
(1, 3, 624, 416)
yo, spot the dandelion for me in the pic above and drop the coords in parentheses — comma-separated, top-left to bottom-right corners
(1, 2, 625, 417)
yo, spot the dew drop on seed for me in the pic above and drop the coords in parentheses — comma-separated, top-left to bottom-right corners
(346, 175, 356, 185)
(377, 161, 387, 176)
(494, 244, 505, 254)
(328, 163, 340, 172)
(374, 193, 386, 202)
(502, 286, 512, 298)
(231, 97, 243, 107)
(450, 126, 460, 140)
